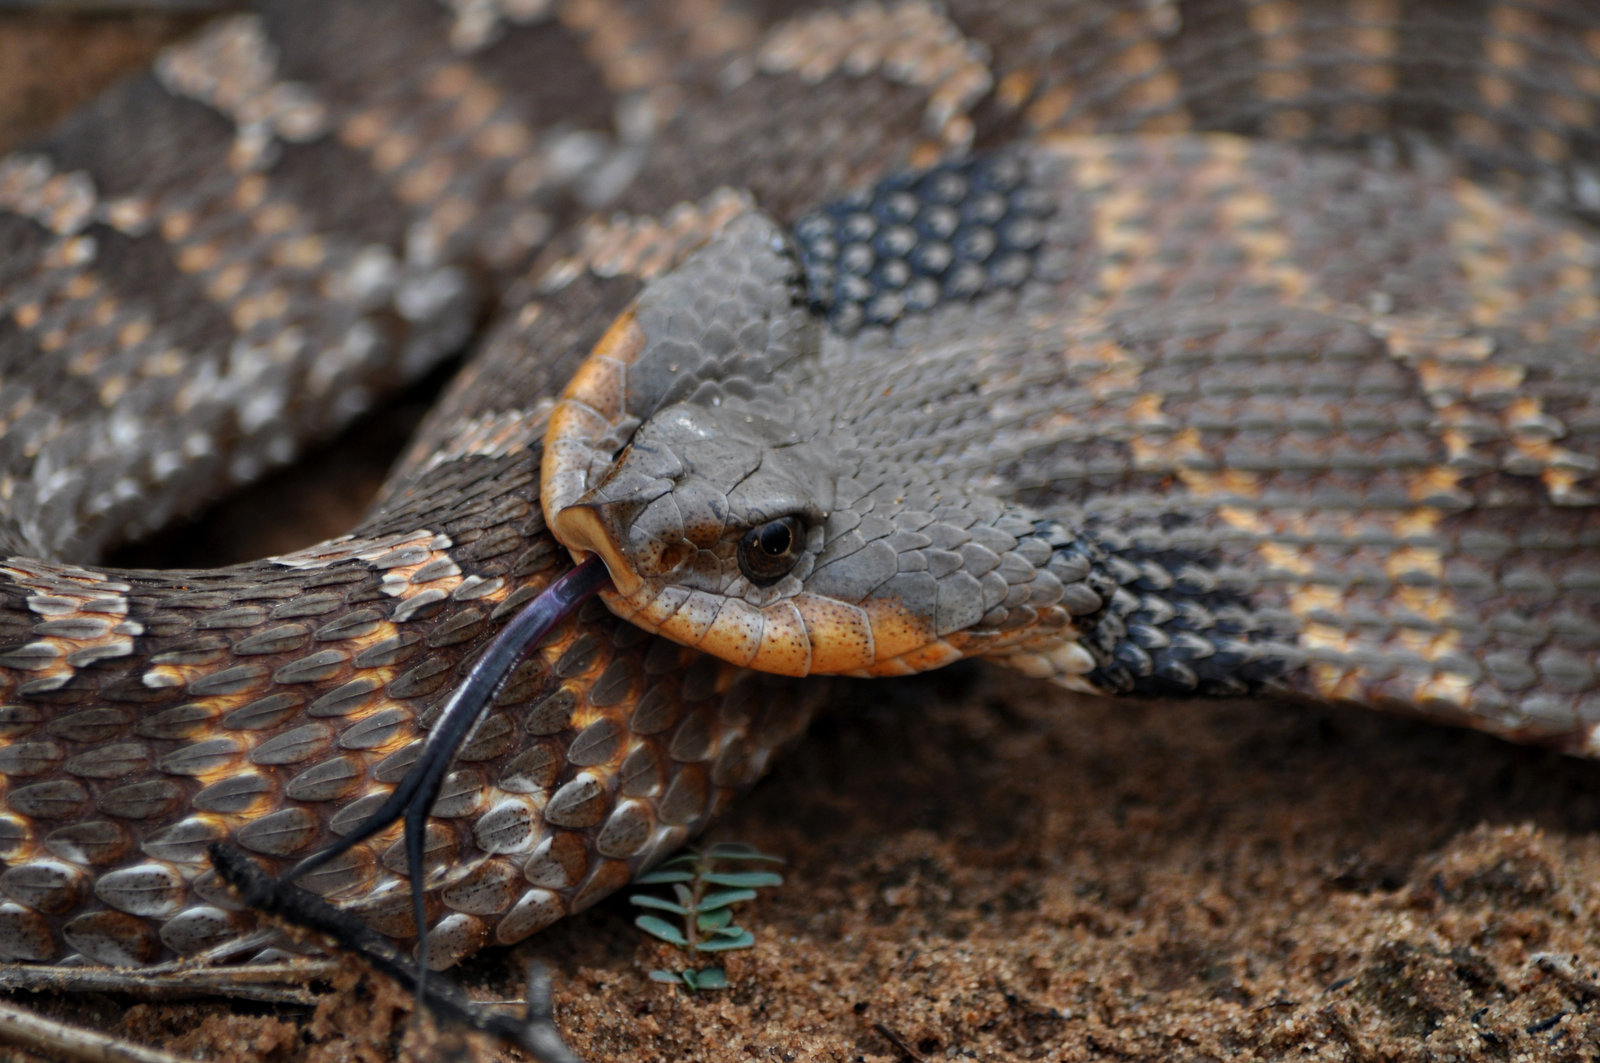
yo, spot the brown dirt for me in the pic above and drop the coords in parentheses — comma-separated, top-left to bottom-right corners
(6, 14, 1600, 1063)
(22, 649, 1600, 1062)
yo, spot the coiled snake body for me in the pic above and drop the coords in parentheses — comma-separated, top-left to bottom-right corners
(1, 0, 1599, 975)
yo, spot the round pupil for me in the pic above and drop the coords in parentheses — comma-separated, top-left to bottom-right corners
(758, 522, 793, 556)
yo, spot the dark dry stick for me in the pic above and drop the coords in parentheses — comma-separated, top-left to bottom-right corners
(872, 1022, 930, 1063)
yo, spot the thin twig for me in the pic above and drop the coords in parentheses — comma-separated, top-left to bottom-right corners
(0, 959, 337, 1004)
(0, 998, 192, 1063)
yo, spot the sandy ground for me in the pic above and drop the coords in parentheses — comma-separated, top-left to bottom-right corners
(6, 13, 1600, 1062)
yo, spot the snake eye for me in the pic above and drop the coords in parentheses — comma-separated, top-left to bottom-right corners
(737, 516, 806, 585)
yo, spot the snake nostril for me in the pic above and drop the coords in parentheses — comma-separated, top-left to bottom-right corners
(737, 516, 806, 585)
(655, 540, 694, 574)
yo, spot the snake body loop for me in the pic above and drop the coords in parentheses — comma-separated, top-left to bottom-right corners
(2, 1, 1600, 972)
(544, 135, 1600, 718)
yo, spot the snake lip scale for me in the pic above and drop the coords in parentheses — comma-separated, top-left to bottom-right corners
(1, 0, 1599, 1024)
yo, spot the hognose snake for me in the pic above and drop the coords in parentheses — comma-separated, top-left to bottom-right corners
(0, 0, 1598, 1001)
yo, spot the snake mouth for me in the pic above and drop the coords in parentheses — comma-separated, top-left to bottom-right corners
(547, 503, 644, 598)
(540, 303, 651, 598)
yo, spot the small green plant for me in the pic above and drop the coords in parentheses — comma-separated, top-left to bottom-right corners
(629, 842, 784, 992)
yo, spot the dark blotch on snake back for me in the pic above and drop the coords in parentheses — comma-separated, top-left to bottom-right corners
(1076, 518, 1296, 698)
(792, 152, 1055, 333)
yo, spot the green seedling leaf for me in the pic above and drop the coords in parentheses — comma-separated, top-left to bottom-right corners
(706, 844, 785, 863)
(657, 852, 702, 867)
(694, 928, 755, 952)
(634, 914, 689, 947)
(702, 871, 783, 888)
(694, 888, 757, 912)
(634, 869, 696, 885)
(629, 894, 691, 916)
(696, 908, 733, 932)
(631, 842, 783, 990)
(691, 967, 729, 990)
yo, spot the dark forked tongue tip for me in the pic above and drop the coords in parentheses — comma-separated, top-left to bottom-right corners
(210, 557, 611, 1058)
(275, 554, 613, 884)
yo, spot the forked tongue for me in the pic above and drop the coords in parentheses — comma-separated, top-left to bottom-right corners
(274, 557, 612, 996)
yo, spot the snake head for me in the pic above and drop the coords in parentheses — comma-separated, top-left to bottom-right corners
(541, 211, 850, 676)
(554, 399, 836, 599)
(543, 209, 1115, 679)
(550, 395, 840, 672)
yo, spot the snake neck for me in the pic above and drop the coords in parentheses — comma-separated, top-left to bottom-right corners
(973, 514, 1293, 698)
